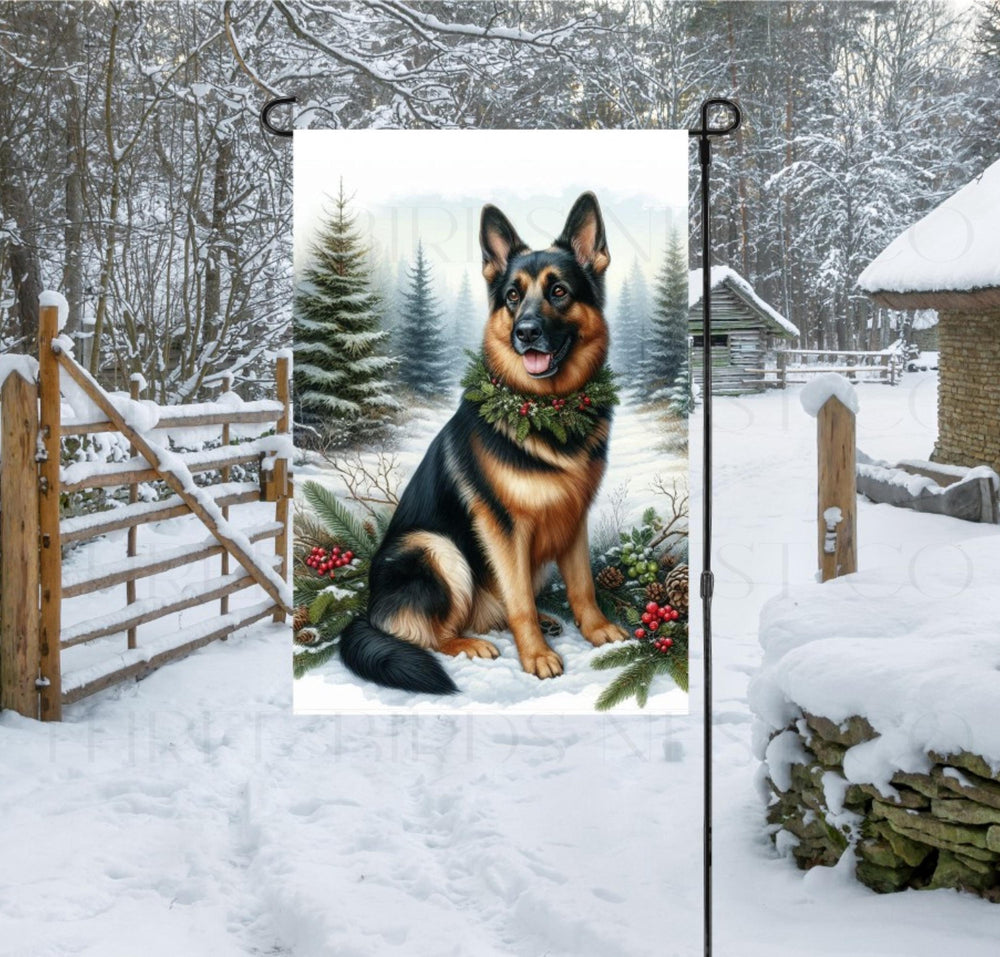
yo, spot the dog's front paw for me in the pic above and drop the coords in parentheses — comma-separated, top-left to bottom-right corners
(520, 647, 564, 679)
(582, 619, 629, 647)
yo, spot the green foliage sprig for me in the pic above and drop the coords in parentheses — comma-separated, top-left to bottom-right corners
(292, 480, 384, 677)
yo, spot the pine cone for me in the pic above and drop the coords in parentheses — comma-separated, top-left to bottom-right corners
(293, 605, 310, 633)
(645, 581, 667, 604)
(596, 565, 625, 590)
(294, 627, 320, 646)
(659, 552, 678, 569)
(665, 563, 688, 617)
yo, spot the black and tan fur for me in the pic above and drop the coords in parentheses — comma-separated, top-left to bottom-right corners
(340, 192, 627, 693)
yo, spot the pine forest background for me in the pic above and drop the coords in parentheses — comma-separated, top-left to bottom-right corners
(2, 0, 999, 408)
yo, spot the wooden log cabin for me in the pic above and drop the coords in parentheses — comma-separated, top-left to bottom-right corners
(688, 267, 799, 394)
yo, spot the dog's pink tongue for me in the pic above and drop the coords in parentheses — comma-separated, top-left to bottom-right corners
(523, 350, 551, 375)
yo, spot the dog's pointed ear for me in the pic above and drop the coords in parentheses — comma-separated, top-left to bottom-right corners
(480, 205, 526, 282)
(557, 192, 610, 275)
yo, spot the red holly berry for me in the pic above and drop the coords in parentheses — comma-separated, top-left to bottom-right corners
(329, 571, 336, 579)
(344, 550, 353, 562)
(646, 601, 659, 614)
(641, 613, 653, 625)
(583, 396, 591, 406)
(635, 628, 646, 639)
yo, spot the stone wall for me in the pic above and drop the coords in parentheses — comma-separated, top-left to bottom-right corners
(766, 713, 1000, 900)
(935, 309, 1000, 473)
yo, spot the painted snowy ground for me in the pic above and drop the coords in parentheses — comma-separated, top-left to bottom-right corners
(3, 371, 999, 956)
(293, 391, 689, 715)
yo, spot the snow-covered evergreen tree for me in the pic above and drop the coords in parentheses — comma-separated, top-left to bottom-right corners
(610, 276, 635, 375)
(667, 358, 695, 417)
(452, 270, 481, 360)
(396, 241, 451, 393)
(629, 258, 653, 370)
(643, 228, 688, 397)
(294, 182, 398, 447)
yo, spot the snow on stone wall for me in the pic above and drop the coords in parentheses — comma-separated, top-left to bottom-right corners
(750, 535, 1000, 898)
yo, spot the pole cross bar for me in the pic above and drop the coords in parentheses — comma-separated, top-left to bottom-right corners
(688, 96, 742, 957)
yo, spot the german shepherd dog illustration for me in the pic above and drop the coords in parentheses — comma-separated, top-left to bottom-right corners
(340, 192, 627, 693)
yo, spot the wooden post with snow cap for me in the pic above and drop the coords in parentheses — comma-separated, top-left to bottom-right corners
(801, 373, 858, 583)
(273, 353, 291, 624)
(220, 372, 233, 619)
(37, 302, 63, 719)
(126, 374, 142, 649)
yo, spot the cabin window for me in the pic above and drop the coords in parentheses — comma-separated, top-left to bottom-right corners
(692, 334, 729, 348)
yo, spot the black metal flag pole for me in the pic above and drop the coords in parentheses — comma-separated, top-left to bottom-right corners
(689, 97, 742, 957)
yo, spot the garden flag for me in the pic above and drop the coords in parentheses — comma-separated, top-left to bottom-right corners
(291, 130, 690, 715)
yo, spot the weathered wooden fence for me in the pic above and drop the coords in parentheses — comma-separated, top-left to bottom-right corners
(753, 349, 903, 389)
(0, 303, 292, 720)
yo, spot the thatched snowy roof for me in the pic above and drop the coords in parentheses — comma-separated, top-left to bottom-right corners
(689, 266, 799, 337)
(858, 157, 1000, 311)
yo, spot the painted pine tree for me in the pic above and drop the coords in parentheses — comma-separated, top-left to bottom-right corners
(293, 183, 399, 448)
(396, 241, 452, 393)
(610, 275, 635, 375)
(452, 270, 481, 359)
(642, 228, 688, 397)
(628, 258, 653, 370)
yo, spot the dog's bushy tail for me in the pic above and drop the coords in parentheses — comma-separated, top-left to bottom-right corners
(339, 618, 458, 695)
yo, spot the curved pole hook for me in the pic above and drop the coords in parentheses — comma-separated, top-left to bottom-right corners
(690, 97, 742, 138)
(260, 96, 297, 138)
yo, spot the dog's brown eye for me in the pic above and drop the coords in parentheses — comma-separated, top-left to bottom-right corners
(505, 287, 520, 305)
(551, 284, 568, 299)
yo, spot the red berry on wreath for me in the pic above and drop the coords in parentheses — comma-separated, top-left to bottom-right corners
(646, 601, 659, 614)
(635, 628, 646, 639)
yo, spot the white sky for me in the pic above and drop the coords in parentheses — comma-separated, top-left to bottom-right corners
(293, 130, 688, 307)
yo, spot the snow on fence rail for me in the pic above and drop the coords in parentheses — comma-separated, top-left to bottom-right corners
(749, 348, 904, 389)
(0, 302, 292, 720)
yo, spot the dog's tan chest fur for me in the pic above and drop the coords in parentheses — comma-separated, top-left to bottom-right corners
(472, 433, 606, 567)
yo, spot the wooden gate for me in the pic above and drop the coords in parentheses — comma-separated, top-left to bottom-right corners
(1, 303, 292, 720)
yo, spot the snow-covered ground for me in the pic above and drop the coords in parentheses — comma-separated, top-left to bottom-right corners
(294, 393, 688, 714)
(3, 370, 999, 956)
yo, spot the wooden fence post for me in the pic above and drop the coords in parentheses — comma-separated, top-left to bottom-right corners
(817, 395, 857, 582)
(1, 371, 42, 718)
(220, 372, 233, 619)
(777, 350, 788, 390)
(273, 354, 291, 624)
(37, 305, 62, 719)
(127, 375, 141, 649)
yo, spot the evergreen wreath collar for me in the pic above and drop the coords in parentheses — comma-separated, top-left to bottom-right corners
(461, 352, 619, 444)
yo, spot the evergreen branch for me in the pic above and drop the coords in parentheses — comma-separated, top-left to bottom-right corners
(590, 641, 649, 670)
(293, 640, 341, 680)
(301, 481, 378, 559)
(594, 656, 658, 712)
